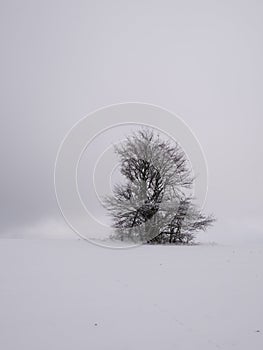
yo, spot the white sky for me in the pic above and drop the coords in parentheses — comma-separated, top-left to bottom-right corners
(1, 0, 262, 238)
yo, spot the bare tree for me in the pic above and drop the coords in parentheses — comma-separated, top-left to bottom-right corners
(104, 128, 215, 244)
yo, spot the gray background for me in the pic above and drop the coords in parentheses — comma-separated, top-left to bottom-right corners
(1, 0, 262, 239)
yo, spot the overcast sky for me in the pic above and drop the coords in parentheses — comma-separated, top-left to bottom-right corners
(1, 0, 262, 239)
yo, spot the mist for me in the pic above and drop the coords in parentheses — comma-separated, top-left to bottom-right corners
(1, 0, 262, 240)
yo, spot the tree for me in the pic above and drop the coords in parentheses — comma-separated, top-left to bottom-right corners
(104, 128, 215, 244)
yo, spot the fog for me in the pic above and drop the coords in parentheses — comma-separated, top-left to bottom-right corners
(1, 0, 262, 239)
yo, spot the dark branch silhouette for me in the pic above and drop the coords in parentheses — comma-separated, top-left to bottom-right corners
(104, 128, 215, 244)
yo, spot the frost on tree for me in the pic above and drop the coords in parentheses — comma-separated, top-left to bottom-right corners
(104, 128, 215, 244)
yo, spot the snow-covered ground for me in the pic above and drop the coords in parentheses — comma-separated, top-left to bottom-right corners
(0, 233, 263, 350)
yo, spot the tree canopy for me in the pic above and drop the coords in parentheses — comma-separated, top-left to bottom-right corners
(104, 128, 215, 244)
